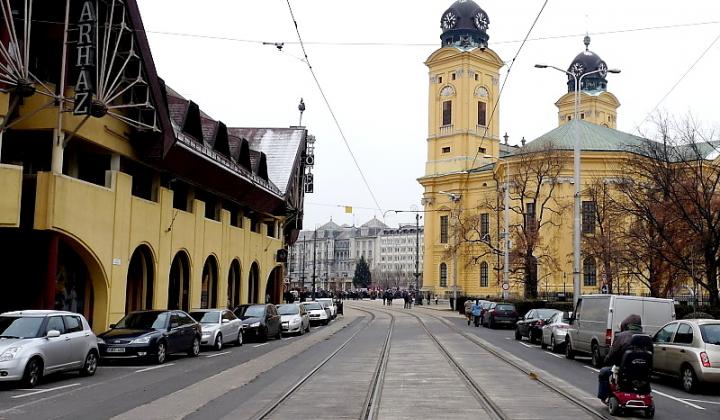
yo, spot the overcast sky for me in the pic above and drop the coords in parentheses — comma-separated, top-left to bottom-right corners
(136, 0, 720, 229)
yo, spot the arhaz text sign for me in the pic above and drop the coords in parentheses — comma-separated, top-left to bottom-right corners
(73, 1, 96, 115)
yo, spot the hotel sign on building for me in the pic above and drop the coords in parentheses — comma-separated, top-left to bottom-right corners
(74, 1, 96, 115)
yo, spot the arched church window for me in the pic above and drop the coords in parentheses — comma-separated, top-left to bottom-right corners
(474, 86, 489, 98)
(440, 85, 455, 97)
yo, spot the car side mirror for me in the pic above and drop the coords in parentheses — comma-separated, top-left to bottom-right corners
(222, 319, 230, 324)
(46, 330, 61, 338)
(170, 322, 179, 329)
(109, 323, 116, 329)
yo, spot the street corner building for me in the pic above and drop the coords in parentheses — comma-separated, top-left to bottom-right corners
(0, 0, 315, 332)
(419, 1, 720, 301)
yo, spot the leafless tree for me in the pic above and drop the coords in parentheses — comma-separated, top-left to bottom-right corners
(617, 115, 720, 305)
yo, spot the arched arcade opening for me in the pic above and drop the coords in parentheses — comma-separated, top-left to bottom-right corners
(168, 251, 191, 311)
(201, 256, 219, 308)
(248, 262, 260, 304)
(227, 259, 241, 308)
(126, 245, 155, 313)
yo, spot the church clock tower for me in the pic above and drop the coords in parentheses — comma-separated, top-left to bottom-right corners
(425, 0, 504, 176)
(555, 36, 620, 128)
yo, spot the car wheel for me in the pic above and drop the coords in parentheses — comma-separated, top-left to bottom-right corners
(550, 335, 558, 353)
(529, 332, 538, 344)
(514, 329, 521, 340)
(565, 339, 575, 360)
(236, 329, 243, 346)
(214, 333, 223, 351)
(489, 317, 495, 329)
(21, 358, 43, 388)
(156, 342, 167, 364)
(188, 337, 200, 357)
(305, 323, 310, 333)
(591, 343, 602, 368)
(79, 351, 98, 377)
(323, 319, 329, 326)
(540, 337, 548, 350)
(299, 325, 305, 335)
(608, 396, 620, 416)
(681, 365, 698, 393)
(275, 327, 282, 340)
(645, 405, 655, 419)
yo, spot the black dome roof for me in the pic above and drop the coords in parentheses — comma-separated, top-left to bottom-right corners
(440, 0, 490, 50)
(566, 36, 609, 92)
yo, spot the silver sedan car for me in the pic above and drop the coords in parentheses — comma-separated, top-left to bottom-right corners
(0, 310, 98, 388)
(540, 311, 572, 353)
(277, 304, 310, 335)
(189, 309, 243, 351)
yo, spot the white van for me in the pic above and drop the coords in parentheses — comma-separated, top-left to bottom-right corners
(565, 294, 675, 367)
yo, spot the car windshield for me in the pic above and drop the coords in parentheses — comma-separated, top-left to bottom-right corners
(535, 309, 558, 319)
(277, 305, 299, 315)
(243, 306, 266, 318)
(115, 312, 168, 330)
(190, 312, 220, 324)
(700, 324, 720, 345)
(304, 302, 322, 310)
(0, 316, 44, 339)
(496, 304, 515, 311)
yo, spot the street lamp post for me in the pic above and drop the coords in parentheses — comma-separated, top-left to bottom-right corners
(534, 63, 620, 308)
(414, 212, 422, 305)
(502, 134, 510, 301)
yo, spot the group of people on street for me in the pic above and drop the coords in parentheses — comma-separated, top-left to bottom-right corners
(381, 289, 417, 308)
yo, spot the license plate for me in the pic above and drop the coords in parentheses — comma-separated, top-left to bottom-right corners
(107, 347, 125, 353)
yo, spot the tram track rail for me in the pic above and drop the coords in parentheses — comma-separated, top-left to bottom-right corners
(251, 306, 395, 420)
(364, 304, 611, 420)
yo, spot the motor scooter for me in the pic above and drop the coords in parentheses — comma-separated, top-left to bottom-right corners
(606, 334, 655, 419)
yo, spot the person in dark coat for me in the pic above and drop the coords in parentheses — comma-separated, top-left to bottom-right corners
(597, 314, 643, 402)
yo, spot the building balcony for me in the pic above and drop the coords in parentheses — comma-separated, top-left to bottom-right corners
(0, 164, 23, 228)
(439, 125, 454, 136)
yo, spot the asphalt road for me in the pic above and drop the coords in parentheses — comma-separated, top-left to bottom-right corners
(0, 318, 349, 420)
(438, 311, 720, 420)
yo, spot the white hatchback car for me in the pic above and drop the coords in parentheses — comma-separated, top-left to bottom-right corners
(302, 302, 329, 326)
(0, 310, 99, 388)
(316, 299, 337, 319)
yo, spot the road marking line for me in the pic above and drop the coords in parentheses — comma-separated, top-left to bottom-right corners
(97, 366, 144, 369)
(205, 351, 230, 358)
(518, 342, 539, 348)
(653, 390, 705, 410)
(681, 398, 720, 405)
(253, 343, 268, 348)
(583, 366, 600, 373)
(545, 351, 563, 358)
(504, 337, 511, 340)
(135, 363, 175, 373)
(11, 383, 81, 399)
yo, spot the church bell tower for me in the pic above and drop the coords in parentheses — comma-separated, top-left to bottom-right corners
(425, 0, 504, 177)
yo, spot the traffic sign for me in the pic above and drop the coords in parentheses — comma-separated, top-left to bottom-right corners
(501, 283, 510, 291)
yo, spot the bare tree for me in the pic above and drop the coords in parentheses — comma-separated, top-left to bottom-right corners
(617, 115, 720, 305)
(450, 142, 568, 299)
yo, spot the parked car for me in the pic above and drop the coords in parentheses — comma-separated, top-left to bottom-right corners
(277, 304, 310, 335)
(97, 310, 201, 364)
(482, 303, 518, 329)
(652, 319, 720, 393)
(302, 301, 329, 326)
(0, 310, 98, 388)
(315, 298, 337, 319)
(565, 295, 675, 368)
(235, 304, 281, 342)
(541, 311, 573, 353)
(516, 309, 560, 343)
(189, 309, 243, 351)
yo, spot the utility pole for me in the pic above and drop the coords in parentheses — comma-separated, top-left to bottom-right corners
(300, 239, 306, 291)
(414, 213, 422, 305)
(312, 227, 317, 300)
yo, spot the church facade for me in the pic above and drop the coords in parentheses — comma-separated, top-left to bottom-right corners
(419, 1, 697, 301)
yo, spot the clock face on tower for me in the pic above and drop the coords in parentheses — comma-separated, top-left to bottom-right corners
(441, 11, 457, 30)
(571, 62, 585, 77)
(598, 62, 608, 77)
(473, 11, 489, 31)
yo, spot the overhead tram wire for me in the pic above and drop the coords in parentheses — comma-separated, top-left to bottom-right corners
(284, 0, 383, 214)
(633, 29, 720, 133)
(465, 0, 549, 179)
(135, 20, 720, 48)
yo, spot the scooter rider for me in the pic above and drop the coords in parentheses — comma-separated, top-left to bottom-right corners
(471, 299, 483, 327)
(597, 314, 643, 403)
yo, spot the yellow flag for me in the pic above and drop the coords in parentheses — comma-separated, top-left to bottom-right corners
(344, 206, 353, 214)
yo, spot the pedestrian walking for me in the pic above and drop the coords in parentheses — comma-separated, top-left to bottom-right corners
(471, 299, 482, 327)
(464, 298, 473, 326)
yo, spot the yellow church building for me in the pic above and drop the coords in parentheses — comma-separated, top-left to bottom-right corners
(419, 1, 665, 301)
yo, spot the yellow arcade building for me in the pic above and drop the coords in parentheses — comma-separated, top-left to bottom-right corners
(0, 0, 312, 331)
(420, 1, 654, 300)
